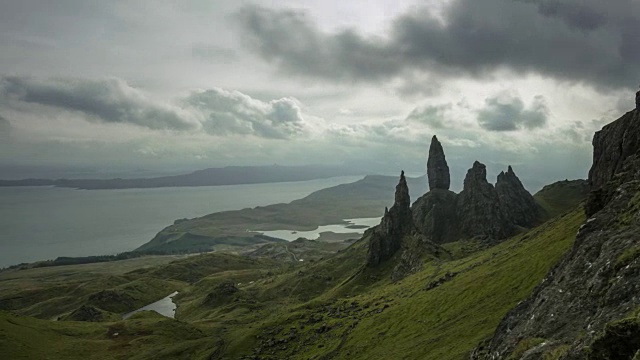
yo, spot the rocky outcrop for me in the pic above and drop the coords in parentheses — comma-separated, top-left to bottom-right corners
(427, 135, 451, 190)
(366, 171, 414, 266)
(414, 141, 539, 245)
(412, 189, 458, 244)
(587, 109, 640, 216)
(589, 110, 640, 191)
(636, 90, 640, 110)
(471, 109, 640, 359)
(496, 166, 541, 228)
(456, 161, 511, 241)
(370, 138, 541, 267)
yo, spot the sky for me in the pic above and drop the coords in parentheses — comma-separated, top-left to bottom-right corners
(1, 0, 639, 191)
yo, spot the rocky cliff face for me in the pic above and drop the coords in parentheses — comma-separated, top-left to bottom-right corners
(427, 135, 451, 190)
(366, 171, 414, 266)
(412, 189, 458, 244)
(587, 109, 640, 216)
(496, 166, 542, 228)
(456, 161, 512, 241)
(589, 110, 640, 190)
(471, 109, 640, 359)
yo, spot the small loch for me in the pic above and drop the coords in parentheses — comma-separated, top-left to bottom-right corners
(122, 291, 179, 319)
(256, 217, 381, 241)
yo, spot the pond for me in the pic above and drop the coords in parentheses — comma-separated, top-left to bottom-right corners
(122, 291, 179, 319)
(256, 217, 381, 241)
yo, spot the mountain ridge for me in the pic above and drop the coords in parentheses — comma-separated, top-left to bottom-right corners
(0, 164, 363, 190)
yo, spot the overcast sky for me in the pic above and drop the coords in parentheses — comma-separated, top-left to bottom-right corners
(1, 0, 638, 190)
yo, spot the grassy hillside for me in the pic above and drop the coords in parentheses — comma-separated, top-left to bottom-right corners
(534, 179, 588, 218)
(0, 188, 586, 359)
(203, 208, 584, 359)
(0, 310, 222, 359)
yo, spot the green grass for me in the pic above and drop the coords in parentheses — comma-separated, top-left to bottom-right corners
(0, 310, 220, 360)
(0, 206, 585, 359)
(168, 208, 583, 360)
(534, 179, 588, 218)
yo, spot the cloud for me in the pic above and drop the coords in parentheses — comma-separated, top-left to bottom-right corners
(185, 88, 308, 139)
(191, 44, 238, 63)
(0, 76, 311, 140)
(477, 95, 549, 131)
(235, 6, 401, 82)
(0, 115, 11, 140)
(236, 1, 640, 90)
(0, 76, 200, 131)
(406, 104, 452, 129)
(516, 0, 608, 31)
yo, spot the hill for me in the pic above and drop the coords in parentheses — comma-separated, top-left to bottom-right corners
(136, 174, 428, 254)
(0, 164, 362, 189)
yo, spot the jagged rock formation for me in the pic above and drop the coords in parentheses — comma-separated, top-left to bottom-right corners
(496, 166, 542, 228)
(636, 90, 640, 110)
(471, 108, 640, 359)
(427, 135, 450, 190)
(370, 136, 541, 268)
(366, 171, 414, 266)
(456, 161, 511, 241)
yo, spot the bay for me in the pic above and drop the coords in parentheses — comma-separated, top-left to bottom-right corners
(0, 176, 362, 268)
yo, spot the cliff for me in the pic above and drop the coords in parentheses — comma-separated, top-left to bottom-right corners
(471, 108, 640, 359)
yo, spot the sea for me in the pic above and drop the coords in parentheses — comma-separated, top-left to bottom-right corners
(0, 176, 363, 268)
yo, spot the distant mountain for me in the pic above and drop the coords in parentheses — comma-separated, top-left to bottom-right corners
(0, 165, 363, 189)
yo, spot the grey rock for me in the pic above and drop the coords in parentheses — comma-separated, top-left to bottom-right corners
(588, 110, 640, 191)
(496, 165, 541, 228)
(366, 171, 414, 266)
(456, 161, 511, 241)
(412, 189, 458, 244)
(427, 135, 451, 190)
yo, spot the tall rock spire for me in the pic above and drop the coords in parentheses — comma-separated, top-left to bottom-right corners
(366, 171, 414, 267)
(427, 135, 450, 190)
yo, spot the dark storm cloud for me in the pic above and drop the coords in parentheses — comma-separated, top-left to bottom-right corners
(235, 6, 401, 81)
(236, 0, 640, 89)
(185, 88, 307, 139)
(0, 76, 198, 131)
(517, 0, 608, 31)
(477, 95, 549, 131)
